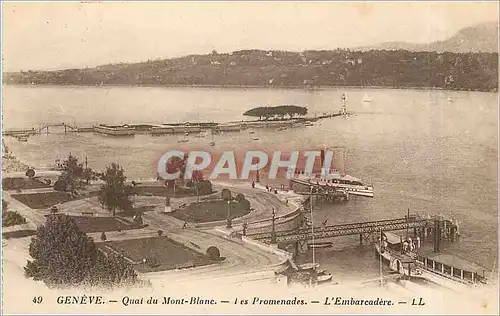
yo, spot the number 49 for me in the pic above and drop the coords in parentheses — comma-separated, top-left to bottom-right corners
(32, 296, 43, 304)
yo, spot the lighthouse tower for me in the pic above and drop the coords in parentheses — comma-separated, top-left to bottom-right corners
(340, 93, 347, 117)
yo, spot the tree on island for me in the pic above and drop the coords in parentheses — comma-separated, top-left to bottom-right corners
(98, 163, 133, 217)
(243, 105, 308, 121)
(53, 154, 95, 197)
(24, 214, 137, 288)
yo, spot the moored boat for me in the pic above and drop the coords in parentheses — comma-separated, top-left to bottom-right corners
(307, 241, 333, 249)
(294, 175, 374, 198)
(16, 135, 29, 142)
(375, 231, 487, 289)
(375, 231, 425, 280)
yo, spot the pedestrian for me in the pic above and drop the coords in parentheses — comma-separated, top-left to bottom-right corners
(265, 185, 269, 191)
(285, 198, 288, 206)
(416, 236, 421, 248)
(182, 221, 187, 229)
(252, 181, 255, 189)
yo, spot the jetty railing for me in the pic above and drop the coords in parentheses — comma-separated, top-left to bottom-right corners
(414, 255, 486, 285)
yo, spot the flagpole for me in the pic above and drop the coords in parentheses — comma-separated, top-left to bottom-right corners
(379, 230, 383, 286)
(406, 207, 410, 238)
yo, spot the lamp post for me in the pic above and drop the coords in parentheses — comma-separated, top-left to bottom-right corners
(242, 222, 248, 236)
(271, 207, 277, 244)
(310, 186, 315, 265)
(226, 200, 232, 229)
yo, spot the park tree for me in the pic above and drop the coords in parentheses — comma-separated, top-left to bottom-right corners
(54, 154, 86, 197)
(98, 163, 133, 217)
(235, 193, 245, 203)
(189, 170, 204, 203)
(163, 155, 187, 190)
(83, 167, 98, 185)
(24, 214, 137, 288)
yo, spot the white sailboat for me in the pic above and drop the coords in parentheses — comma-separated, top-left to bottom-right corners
(362, 93, 372, 103)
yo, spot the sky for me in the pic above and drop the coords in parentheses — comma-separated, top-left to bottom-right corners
(2, 1, 499, 72)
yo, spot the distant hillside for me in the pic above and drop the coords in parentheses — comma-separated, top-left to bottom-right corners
(3, 49, 498, 92)
(357, 22, 498, 53)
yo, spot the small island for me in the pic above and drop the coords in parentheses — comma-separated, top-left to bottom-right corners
(243, 105, 308, 121)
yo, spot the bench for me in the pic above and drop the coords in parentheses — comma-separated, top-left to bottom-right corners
(81, 212, 94, 216)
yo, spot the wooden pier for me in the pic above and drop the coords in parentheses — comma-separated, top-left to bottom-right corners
(3, 123, 89, 136)
(2, 114, 342, 138)
(245, 213, 459, 258)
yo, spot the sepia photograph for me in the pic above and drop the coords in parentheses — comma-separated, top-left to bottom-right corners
(1, 1, 499, 314)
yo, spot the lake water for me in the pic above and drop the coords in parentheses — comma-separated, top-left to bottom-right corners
(3, 85, 498, 281)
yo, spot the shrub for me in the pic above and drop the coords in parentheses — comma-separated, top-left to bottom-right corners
(235, 193, 245, 203)
(157, 229, 163, 236)
(25, 168, 35, 178)
(185, 180, 194, 188)
(221, 188, 232, 201)
(53, 180, 67, 192)
(206, 246, 220, 260)
(197, 180, 213, 195)
(2, 211, 27, 227)
(240, 199, 251, 211)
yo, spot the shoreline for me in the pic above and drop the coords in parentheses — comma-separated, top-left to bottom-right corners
(4, 83, 497, 93)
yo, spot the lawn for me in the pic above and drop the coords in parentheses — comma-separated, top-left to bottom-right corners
(11, 190, 99, 209)
(58, 215, 142, 233)
(130, 185, 213, 198)
(2, 177, 51, 191)
(169, 199, 251, 223)
(115, 205, 155, 217)
(3, 229, 37, 239)
(98, 236, 212, 272)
